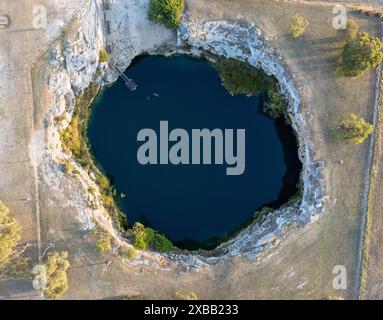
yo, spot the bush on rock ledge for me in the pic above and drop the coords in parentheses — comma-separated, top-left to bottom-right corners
(148, 0, 185, 30)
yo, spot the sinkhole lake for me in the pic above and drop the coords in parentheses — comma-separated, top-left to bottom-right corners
(88, 55, 301, 249)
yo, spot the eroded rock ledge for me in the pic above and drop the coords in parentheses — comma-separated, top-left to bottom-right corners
(31, 0, 326, 269)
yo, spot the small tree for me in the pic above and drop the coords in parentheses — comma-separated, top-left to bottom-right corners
(43, 251, 70, 299)
(288, 15, 309, 38)
(215, 58, 275, 96)
(337, 32, 383, 77)
(99, 48, 109, 63)
(132, 222, 154, 250)
(153, 233, 173, 252)
(96, 175, 110, 191)
(96, 232, 112, 253)
(148, 0, 185, 30)
(0, 201, 22, 271)
(333, 113, 373, 144)
(264, 90, 287, 118)
(119, 246, 138, 261)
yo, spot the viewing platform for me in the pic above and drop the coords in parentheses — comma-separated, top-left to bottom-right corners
(111, 66, 137, 91)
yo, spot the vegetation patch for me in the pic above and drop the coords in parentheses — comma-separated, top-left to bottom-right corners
(148, 0, 185, 30)
(132, 222, 155, 250)
(94, 228, 112, 253)
(99, 48, 109, 63)
(214, 57, 288, 121)
(0, 201, 28, 281)
(119, 246, 138, 261)
(332, 113, 373, 144)
(153, 233, 173, 252)
(263, 90, 287, 119)
(59, 84, 127, 231)
(131, 222, 173, 252)
(337, 32, 383, 78)
(42, 251, 70, 299)
(214, 57, 276, 96)
(59, 81, 176, 253)
(288, 15, 309, 38)
(4, 256, 30, 278)
(60, 83, 100, 169)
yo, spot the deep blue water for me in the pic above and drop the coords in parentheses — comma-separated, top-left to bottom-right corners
(88, 55, 300, 249)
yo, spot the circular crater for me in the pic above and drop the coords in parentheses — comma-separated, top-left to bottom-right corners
(88, 55, 301, 250)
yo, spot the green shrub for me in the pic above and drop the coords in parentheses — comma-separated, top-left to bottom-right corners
(43, 251, 70, 299)
(215, 58, 276, 96)
(131, 222, 173, 251)
(119, 246, 138, 261)
(96, 175, 110, 191)
(333, 113, 373, 144)
(60, 117, 81, 156)
(96, 175, 117, 209)
(132, 222, 155, 250)
(337, 32, 383, 77)
(125, 247, 138, 260)
(153, 233, 173, 252)
(99, 48, 109, 63)
(59, 83, 100, 169)
(288, 15, 309, 38)
(148, 0, 185, 30)
(253, 207, 273, 223)
(100, 195, 114, 208)
(96, 231, 112, 253)
(264, 90, 287, 118)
